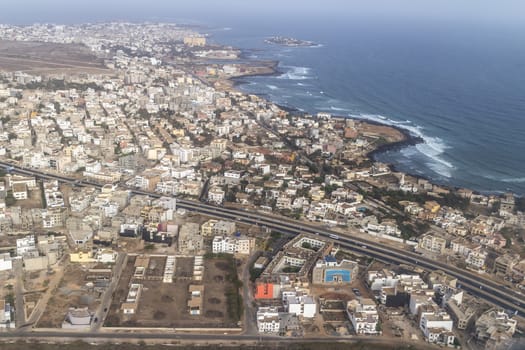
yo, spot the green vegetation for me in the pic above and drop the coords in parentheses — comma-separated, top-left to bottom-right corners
(53, 102, 61, 114)
(301, 241, 319, 251)
(39, 181, 47, 209)
(22, 79, 103, 91)
(282, 266, 301, 273)
(249, 267, 263, 282)
(5, 190, 16, 206)
(5, 293, 14, 305)
(265, 231, 285, 251)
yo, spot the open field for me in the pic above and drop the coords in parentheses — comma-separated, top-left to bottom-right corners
(0, 40, 109, 74)
(105, 254, 242, 328)
(36, 263, 101, 328)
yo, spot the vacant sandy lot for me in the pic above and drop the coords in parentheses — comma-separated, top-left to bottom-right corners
(105, 255, 241, 328)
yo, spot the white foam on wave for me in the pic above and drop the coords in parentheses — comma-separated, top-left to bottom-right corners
(330, 106, 351, 112)
(484, 175, 525, 184)
(350, 113, 454, 178)
(266, 84, 279, 90)
(502, 177, 525, 183)
(278, 66, 312, 80)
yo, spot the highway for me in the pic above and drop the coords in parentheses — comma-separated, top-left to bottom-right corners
(1, 161, 524, 319)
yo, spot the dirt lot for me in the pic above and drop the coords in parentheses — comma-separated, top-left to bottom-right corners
(105, 255, 241, 328)
(16, 188, 43, 209)
(0, 40, 108, 74)
(37, 263, 101, 328)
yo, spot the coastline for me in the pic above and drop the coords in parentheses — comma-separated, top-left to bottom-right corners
(226, 64, 429, 178)
(215, 46, 516, 196)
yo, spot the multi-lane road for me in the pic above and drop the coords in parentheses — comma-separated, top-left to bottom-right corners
(1, 161, 524, 323)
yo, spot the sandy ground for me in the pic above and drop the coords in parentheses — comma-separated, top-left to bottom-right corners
(0, 40, 108, 73)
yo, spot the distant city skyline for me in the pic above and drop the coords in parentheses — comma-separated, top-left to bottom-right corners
(1, 0, 525, 25)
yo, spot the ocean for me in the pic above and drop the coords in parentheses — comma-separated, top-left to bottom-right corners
(206, 16, 525, 195)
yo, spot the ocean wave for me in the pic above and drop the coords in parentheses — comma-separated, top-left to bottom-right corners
(278, 66, 312, 80)
(330, 106, 351, 112)
(350, 113, 454, 177)
(501, 177, 525, 184)
(266, 84, 279, 90)
(427, 161, 453, 178)
(484, 175, 525, 184)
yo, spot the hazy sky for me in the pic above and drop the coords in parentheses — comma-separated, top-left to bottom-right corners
(1, 0, 525, 25)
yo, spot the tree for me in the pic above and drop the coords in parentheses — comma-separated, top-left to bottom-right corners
(5, 190, 16, 206)
(53, 102, 61, 114)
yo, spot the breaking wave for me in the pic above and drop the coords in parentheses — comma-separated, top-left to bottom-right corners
(278, 66, 312, 80)
(350, 113, 454, 178)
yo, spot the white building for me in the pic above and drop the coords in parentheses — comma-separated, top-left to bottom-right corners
(208, 187, 225, 204)
(0, 253, 12, 272)
(257, 307, 281, 334)
(285, 295, 316, 318)
(420, 311, 455, 346)
(224, 170, 242, 180)
(346, 298, 380, 335)
(16, 235, 37, 256)
(212, 236, 254, 255)
(0, 300, 14, 328)
(367, 270, 399, 291)
(12, 183, 27, 200)
(466, 250, 487, 270)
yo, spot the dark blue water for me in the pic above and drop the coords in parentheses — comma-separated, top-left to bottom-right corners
(206, 17, 525, 195)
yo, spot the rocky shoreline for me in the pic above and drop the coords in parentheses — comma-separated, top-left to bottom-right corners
(216, 48, 507, 196)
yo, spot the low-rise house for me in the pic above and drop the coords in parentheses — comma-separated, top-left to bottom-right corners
(346, 298, 380, 335)
(121, 283, 142, 314)
(0, 253, 13, 272)
(257, 306, 281, 334)
(62, 307, 92, 329)
(284, 294, 317, 318)
(418, 234, 447, 254)
(212, 235, 255, 255)
(208, 186, 225, 204)
(419, 310, 455, 346)
(0, 300, 14, 328)
(466, 249, 488, 270)
(475, 309, 517, 348)
(178, 222, 203, 254)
